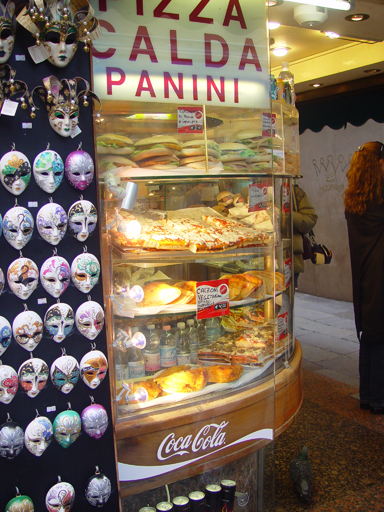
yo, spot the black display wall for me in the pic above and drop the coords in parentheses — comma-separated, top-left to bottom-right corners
(0, 14, 120, 512)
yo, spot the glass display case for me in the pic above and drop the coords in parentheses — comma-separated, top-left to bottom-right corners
(94, 99, 302, 510)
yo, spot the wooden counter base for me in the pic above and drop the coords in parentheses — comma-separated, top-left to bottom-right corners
(117, 341, 303, 497)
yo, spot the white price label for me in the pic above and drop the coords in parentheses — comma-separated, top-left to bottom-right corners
(248, 182, 268, 212)
(37, 298, 47, 305)
(28, 44, 49, 64)
(71, 125, 82, 138)
(15, 55, 26, 61)
(1, 99, 18, 116)
(28, 201, 38, 208)
(46, 406, 56, 413)
(22, 123, 33, 129)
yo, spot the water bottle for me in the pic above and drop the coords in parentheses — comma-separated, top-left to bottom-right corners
(196, 317, 207, 348)
(278, 62, 295, 106)
(176, 322, 191, 365)
(186, 319, 199, 364)
(205, 317, 222, 344)
(113, 342, 129, 384)
(160, 325, 176, 368)
(144, 324, 160, 376)
(127, 346, 145, 379)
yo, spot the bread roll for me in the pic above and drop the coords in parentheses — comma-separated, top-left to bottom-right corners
(138, 282, 181, 307)
(168, 288, 194, 305)
(154, 367, 208, 393)
(174, 281, 197, 303)
(205, 364, 243, 383)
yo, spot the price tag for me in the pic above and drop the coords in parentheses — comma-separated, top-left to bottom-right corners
(262, 113, 276, 137)
(1, 99, 18, 116)
(177, 106, 203, 134)
(37, 298, 47, 305)
(282, 182, 290, 213)
(196, 279, 229, 320)
(277, 311, 288, 341)
(22, 123, 33, 129)
(15, 55, 26, 61)
(28, 201, 38, 208)
(285, 258, 292, 287)
(248, 182, 268, 212)
(46, 406, 56, 413)
(71, 125, 82, 138)
(28, 44, 49, 64)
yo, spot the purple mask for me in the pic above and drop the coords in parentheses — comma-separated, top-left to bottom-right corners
(65, 150, 94, 190)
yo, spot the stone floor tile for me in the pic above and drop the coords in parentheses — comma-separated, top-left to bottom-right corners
(301, 344, 341, 363)
(315, 368, 360, 388)
(296, 333, 359, 355)
(319, 355, 359, 379)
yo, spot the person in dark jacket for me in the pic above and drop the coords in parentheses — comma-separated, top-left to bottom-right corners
(344, 141, 384, 414)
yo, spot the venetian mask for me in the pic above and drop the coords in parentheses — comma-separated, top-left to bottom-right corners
(0, 1, 15, 65)
(85, 469, 111, 507)
(44, 303, 74, 343)
(18, 357, 49, 398)
(81, 402, 108, 440)
(68, 199, 97, 242)
(0, 150, 31, 195)
(71, 252, 100, 294)
(0, 316, 12, 356)
(12, 310, 43, 352)
(37, 203, 67, 245)
(50, 353, 79, 394)
(75, 301, 104, 341)
(24, 416, 53, 457)
(0, 419, 24, 459)
(45, 480, 75, 512)
(0, 267, 4, 294)
(5, 493, 34, 512)
(3, 205, 34, 250)
(0, 363, 18, 404)
(33, 150, 64, 193)
(40, 255, 70, 298)
(7, 257, 39, 300)
(65, 150, 94, 190)
(80, 350, 108, 390)
(53, 410, 81, 448)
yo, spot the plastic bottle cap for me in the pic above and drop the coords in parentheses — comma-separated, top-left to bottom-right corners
(163, 325, 171, 331)
(148, 324, 155, 330)
(282, 61, 289, 69)
(177, 322, 185, 329)
(187, 319, 194, 326)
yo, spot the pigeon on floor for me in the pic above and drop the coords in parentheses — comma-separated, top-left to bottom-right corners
(289, 446, 313, 503)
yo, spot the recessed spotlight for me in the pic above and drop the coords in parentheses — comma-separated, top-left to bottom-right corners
(310, 83, 324, 87)
(266, 0, 283, 6)
(345, 13, 369, 21)
(269, 21, 281, 29)
(364, 68, 381, 74)
(272, 46, 291, 57)
(325, 31, 340, 39)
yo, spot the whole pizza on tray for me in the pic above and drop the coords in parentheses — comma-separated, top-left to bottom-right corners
(108, 207, 271, 253)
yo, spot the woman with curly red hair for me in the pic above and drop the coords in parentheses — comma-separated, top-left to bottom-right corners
(344, 141, 384, 414)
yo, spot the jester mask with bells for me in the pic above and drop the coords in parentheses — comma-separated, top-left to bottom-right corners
(0, 1, 16, 64)
(0, 64, 30, 114)
(31, 75, 102, 137)
(17, 0, 101, 67)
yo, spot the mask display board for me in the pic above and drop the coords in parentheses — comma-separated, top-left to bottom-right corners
(0, 11, 119, 511)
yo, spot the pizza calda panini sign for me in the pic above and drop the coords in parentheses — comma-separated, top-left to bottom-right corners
(91, 0, 270, 108)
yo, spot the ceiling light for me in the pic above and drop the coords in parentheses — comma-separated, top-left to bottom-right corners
(325, 31, 340, 38)
(345, 13, 369, 21)
(269, 21, 281, 29)
(285, 0, 351, 11)
(364, 68, 381, 74)
(266, 0, 283, 6)
(272, 46, 290, 56)
(310, 83, 324, 87)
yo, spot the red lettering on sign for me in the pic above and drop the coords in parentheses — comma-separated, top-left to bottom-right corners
(223, 0, 247, 29)
(207, 76, 225, 102)
(190, 0, 213, 24)
(239, 38, 262, 71)
(154, 0, 179, 20)
(170, 30, 193, 66)
(106, 67, 126, 95)
(164, 72, 184, 99)
(92, 20, 116, 60)
(99, 0, 107, 12)
(234, 77, 239, 103)
(205, 33, 229, 68)
(136, 70, 156, 97)
(136, 0, 144, 15)
(130, 26, 158, 63)
(192, 74, 198, 100)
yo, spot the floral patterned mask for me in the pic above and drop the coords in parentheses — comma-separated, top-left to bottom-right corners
(0, 150, 31, 195)
(81, 402, 108, 440)
(75, 301, 104, 340)
(5, 493, 34, 512)
(44, 303, 74, 343)
(40, 255, 70, 298)
(0, 419, 24, 459)
(12, 310, 43, 352)
(53, 410, 81, 448)
(7, 257, 38, 300)
(45, 480, 75, 512)
(33, 150, 64, 193)
(0, 267, 4, 295)
(71, 252, 100, 294)
(85, 469, 111, 507)
(18, 357, 49, 398)
(37, 203, 67, 246)
(0, 316, 12, 357)
(24, 416, 53, 457)
(0, 363, 18, 404)
(3, 205, 34, 250)
(67, 199, 97, 242)
(65, 150, 94, 190)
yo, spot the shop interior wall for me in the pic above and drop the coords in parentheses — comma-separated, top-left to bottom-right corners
(297, 119, 384, 302)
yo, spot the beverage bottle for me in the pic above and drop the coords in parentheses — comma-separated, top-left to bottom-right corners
(186, 319, 199, 364)
(127, 345, 145, 379)
(205, 316, 222, 344)
(176, 322, 191, 365)
(160, 325, 176, 368)
(143, 324, 160, 376)
(278, 62, 295, 105)
(113, 341, 129, 384)
(196, 316, 207, 348)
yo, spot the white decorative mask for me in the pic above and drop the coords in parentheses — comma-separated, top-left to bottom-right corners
(71, 252, 100, 294)
(50, 353, 79, 394)
(65, 150, 94, 190)
(68, 199, 98, 242)
(3, 205, 34, 250)
(0, 420, 24, 459)
(0, 267, 4, 295)
(24, 416, 53, 457)
(75, 301, 104, 341)
(12, 310, 43, 352)
(0, 150, 31, 195)
(80, 350, 108, 390)
(7, 257, 39, 300)
(85, 469, 112, 507)
(0, 316, 12, 357)
(0, 34, 14, 66)
(45, 480, 75, 511)
(0, 363, 18, 404)
(44, 36, 77, 68)
(18, 357, 49, 398)
(33, 150, 64, 193)
(40, 255, 70, 298)
(44, 303, 74, 343)
(37, 203, 67, 245)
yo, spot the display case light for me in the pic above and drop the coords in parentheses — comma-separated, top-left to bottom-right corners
(285, 0, 352, 10)
(115, 381, 149, 404)
(114, 328, 146, 350)
(269, 21, 281, 29)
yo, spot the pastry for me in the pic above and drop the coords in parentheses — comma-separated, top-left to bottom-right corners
(138, 282, 181, 307)
(168, 288, 194, 305)
(154, 367, 208, 393)
(205, 364, 243, 383)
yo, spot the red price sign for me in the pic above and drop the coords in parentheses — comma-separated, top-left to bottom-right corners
(262, 113, 276, 137)
(285, 258, 292, 287)
(248, 182, 268, 212)
(196, 279, 229, 320)
(283, 182, 290, 213)
(177, 106, 204, 134)
(277, 311, 289, 341)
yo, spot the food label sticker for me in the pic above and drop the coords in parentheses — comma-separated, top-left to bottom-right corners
(283, 182, 290, 213)
(28, 44, 49, 64)
(285, 258, 292, 287)
(71, 125, 82, 138)
(196, 279, 229, 320)
(177, 106, 204, 134)
(262, 113, 276, 136)
(1, 99, 18, 116)
(248, 182, 268, 212)
(277, 311, 289, 341)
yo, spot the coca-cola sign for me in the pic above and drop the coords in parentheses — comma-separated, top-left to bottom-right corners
(158, 421, 228, 461)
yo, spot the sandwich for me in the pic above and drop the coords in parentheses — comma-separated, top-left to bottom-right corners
(131, 135, 181, 169)
(96, 134, 135, 155)
(229, 130, 282, 172)
(217, 191, 234, 207)
(218, 142, 255, 171)
(229, 129, 272, 149)
(177, 139, 221, 169)
(98, 155, 139, 174)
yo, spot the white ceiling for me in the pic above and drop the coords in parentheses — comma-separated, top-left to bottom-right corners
(269, 0, 384, 92)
